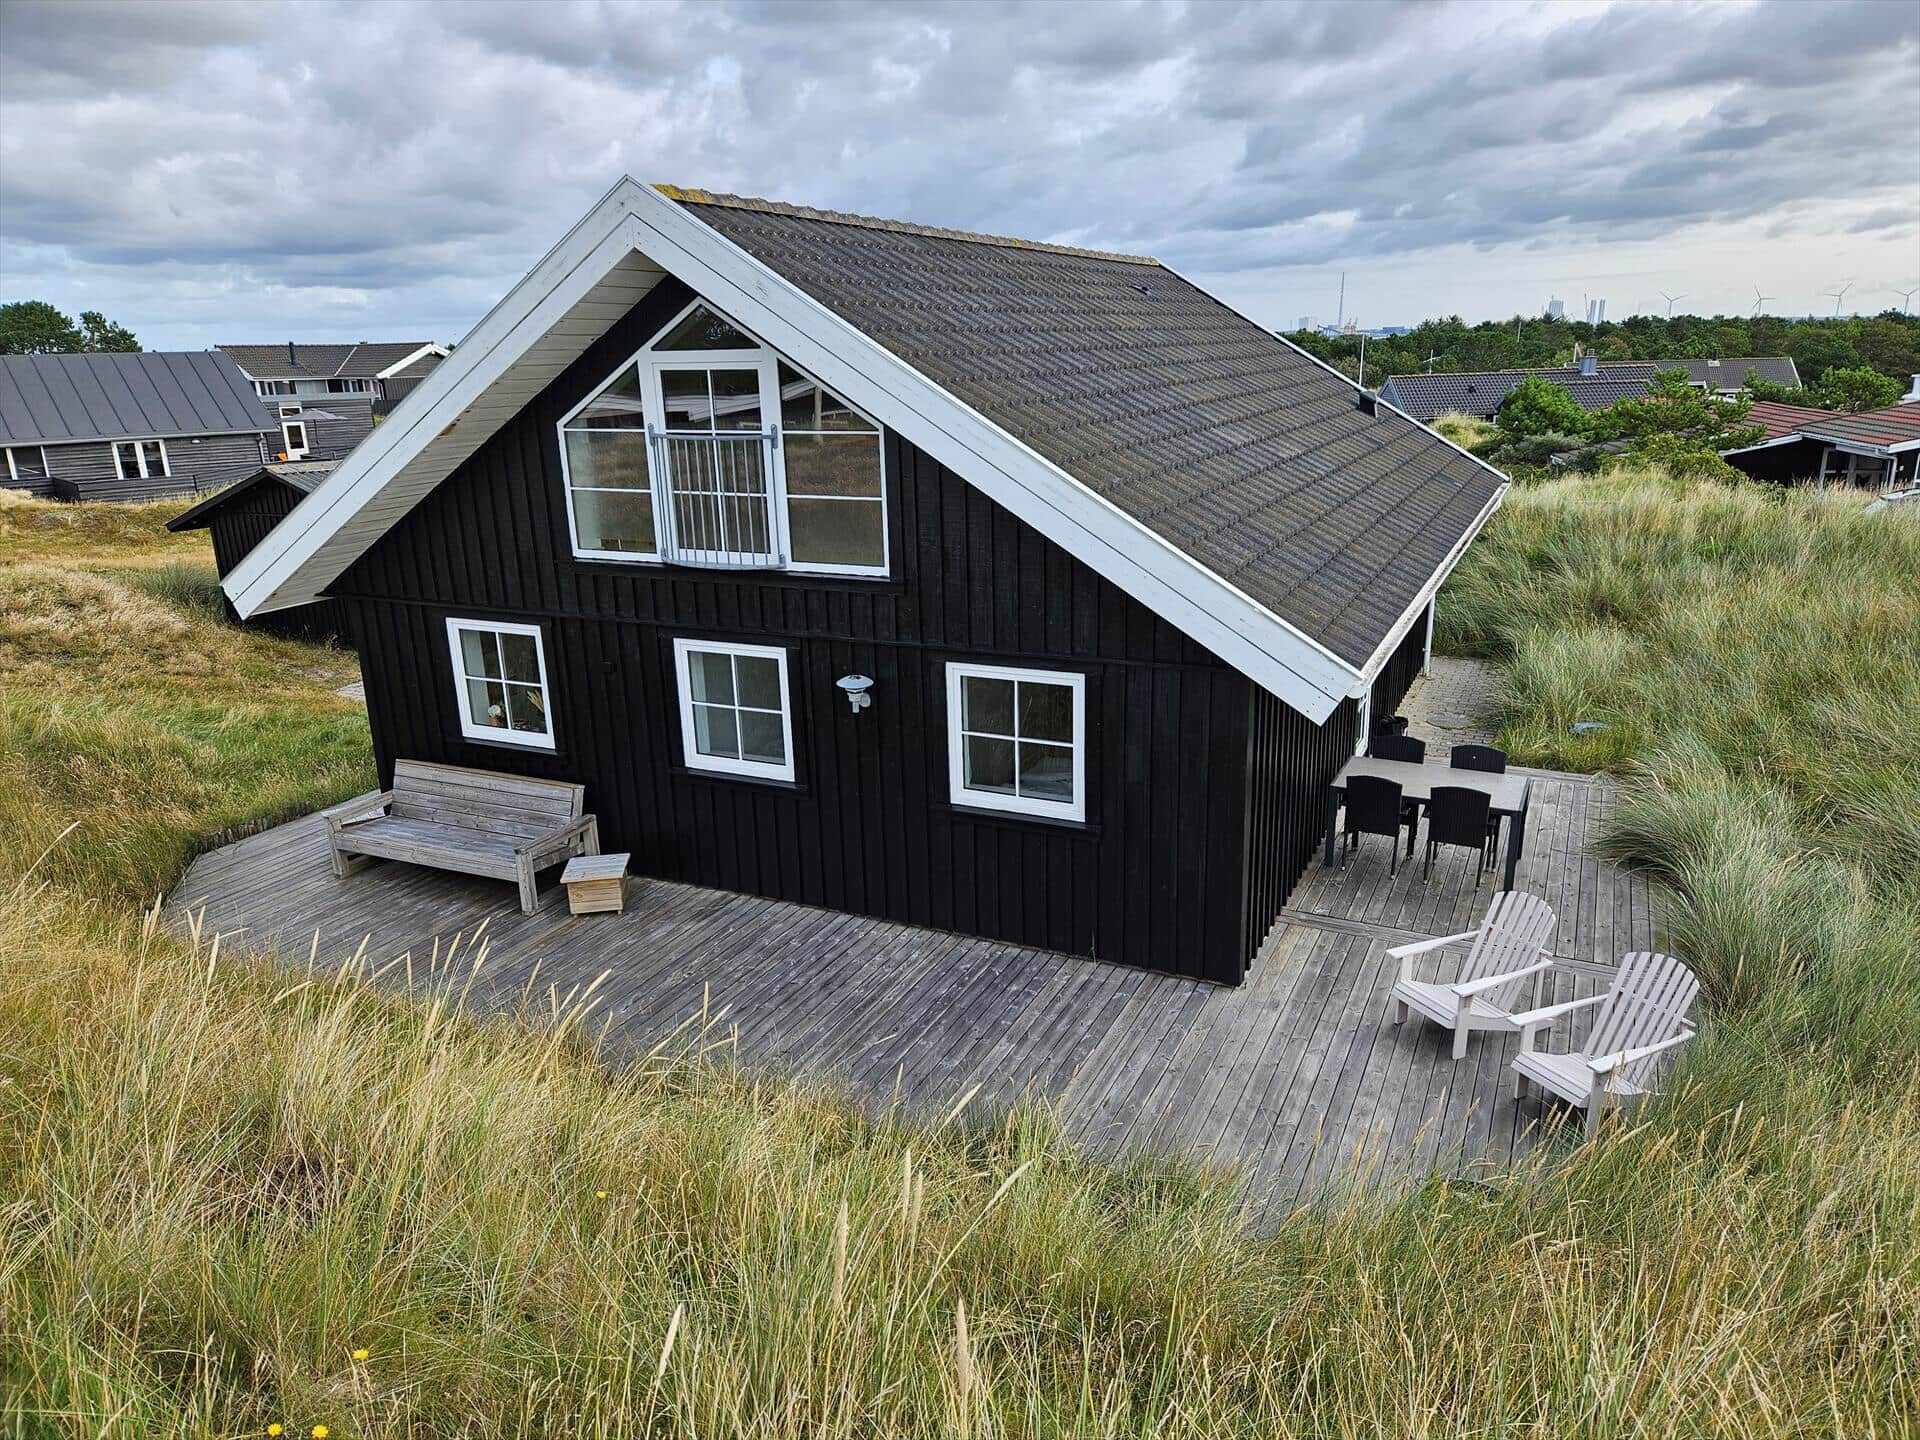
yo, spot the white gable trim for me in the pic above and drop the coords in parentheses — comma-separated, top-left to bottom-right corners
(227, 178, 1499, 722)
(375, 342, 451, 379)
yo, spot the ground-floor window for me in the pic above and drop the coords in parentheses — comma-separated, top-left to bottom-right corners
(112, 438, 169, 481)
(672, 638, 795, 781)
(4, 445, 46, 482)
(445, 618, 554, 748)
(945, 662, 1086, 821)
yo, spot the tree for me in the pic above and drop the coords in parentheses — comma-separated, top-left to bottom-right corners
(1599, 368, 1765, 477)
(77, 310, 141, 352)
(0, 300, 140, 354)
(0, 300, 83, 354)
(1743, 367, 1803, 404)
(1496, 375, 1592, 439)
(1813, 365, 1900, 413)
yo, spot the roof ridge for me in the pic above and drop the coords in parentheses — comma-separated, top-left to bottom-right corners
(655, 184, 1161, 268)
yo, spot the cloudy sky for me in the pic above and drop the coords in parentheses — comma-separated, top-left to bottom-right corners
(2, 0, 1916, 350)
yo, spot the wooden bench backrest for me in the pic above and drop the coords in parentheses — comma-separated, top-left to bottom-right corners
(389, 759, 584, 841)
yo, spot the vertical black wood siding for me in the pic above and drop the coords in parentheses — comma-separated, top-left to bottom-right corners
(332, 275, 1357, 984)
(206, 479, 347, 642)
(1369, 604, 1430, 730)
(1239, 688, 1360, 961)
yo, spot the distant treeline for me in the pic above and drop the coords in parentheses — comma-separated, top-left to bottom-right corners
(1286, 311, 1920, 390)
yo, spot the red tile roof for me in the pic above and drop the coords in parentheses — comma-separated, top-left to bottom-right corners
(1792, 402, 1920, 452)
(1743, 400, 1833, 444)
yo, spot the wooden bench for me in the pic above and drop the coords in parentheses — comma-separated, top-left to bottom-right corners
(323, 759, 600, 914)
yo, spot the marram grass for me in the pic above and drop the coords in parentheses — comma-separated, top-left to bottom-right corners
(2, 488, 1917, 1434)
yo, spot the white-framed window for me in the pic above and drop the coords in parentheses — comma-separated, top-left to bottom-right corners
(4, 445, 47, 482)
(672, 637, 795, 782)
(945, 662, 1086, 822)
(557, 298, 888, 576)
(445, 618, 555, 749)
(112, 438, 169, 481)
(281, 421, 309, 458)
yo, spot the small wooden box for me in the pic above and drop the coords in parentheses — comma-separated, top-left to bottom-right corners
(561, 852, 629, 915)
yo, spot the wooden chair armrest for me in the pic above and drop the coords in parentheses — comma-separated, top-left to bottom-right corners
(1587, 1030, 1695, 1075)
(324, 790, 394, 831)
(1453, 955, 1554, 998)
(516, 815, 597, 858)
(1512, 990, 1610, 1049)
(1389, 929, 1480, 983)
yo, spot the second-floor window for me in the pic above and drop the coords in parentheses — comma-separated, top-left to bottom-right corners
(558, 300, 887, 577)
(113, 439, 169, 481)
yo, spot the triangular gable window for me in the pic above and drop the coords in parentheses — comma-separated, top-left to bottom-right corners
(654, 304, 758, 351)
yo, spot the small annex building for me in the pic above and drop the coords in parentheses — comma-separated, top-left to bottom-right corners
(0, 350, 274, 501)
(223, 180, 1507, 984)
(167, 459, 345, 640)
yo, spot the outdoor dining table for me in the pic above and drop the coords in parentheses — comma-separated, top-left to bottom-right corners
(1322, 755, 1533, 890)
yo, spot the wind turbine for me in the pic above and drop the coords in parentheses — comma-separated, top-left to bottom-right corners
(1826, 281, 1853, 317)
(1659, 290, 1686, 319)
(1751, 285, 1774, 318)
(1894, 284, 1919, 316)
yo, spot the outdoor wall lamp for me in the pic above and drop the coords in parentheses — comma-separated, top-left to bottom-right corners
(837, 674, 875, 713)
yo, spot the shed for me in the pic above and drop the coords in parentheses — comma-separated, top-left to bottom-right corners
(167, 460, 345, 640)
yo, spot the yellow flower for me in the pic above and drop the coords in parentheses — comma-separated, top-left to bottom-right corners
(267, 1428, 282, 1437)
(312, 1428, 329, 1439)
(595, 1189, 608, 1200)
(334, 1156, 346, 1167)
(352, 1347, 369, 1361)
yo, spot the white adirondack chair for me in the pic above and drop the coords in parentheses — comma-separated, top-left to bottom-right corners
(1387, 891, 1560, 1058)
(1510, 951, 1698, 1136)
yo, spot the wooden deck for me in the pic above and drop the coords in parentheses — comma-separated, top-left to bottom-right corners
(165, 765, 1660, 1203)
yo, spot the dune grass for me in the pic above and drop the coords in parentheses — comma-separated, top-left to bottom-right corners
(2, 482, 1916, 1435)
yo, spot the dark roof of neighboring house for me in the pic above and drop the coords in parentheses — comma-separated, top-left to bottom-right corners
(217, 342, 443, 380)
(1792, 401, 1920, 452)
(676, 190, 1505, 668)
(166, 459, 337, 531)
(1378, 367, 1657, 420)
(1651, 356, 1800, 388)
(0, 351, 273, 447)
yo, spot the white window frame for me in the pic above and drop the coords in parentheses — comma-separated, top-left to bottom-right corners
(281, 420, 310, 458)
(112, 438, 169, 481)
(5, 445, 47, 481)
(556, 296, 889, 578)
(672, 637, 797, 782)
(945, 662, 1087, 823)
(444, 617, 557, 750)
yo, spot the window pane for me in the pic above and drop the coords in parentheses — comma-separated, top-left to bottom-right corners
(1017, 741, 1074, 802)
(566, 428, 650, 489)
(962, 675, 1014, 736)
(505, 682, 548, 735)
(688, 650, 734, 705)
(1017, 681, 1073, 743)
(500, 633, 541, 684)
(738, 710, 786, 765)
(778, 362, 875, 433)
(692, 703, 739, 759)
(572, 487, 656, 553)
(467, 678, 509, 730)
(460, 628, 502, 679)
(115, 442, 137, 478)
(963, 735, 1017, 795)
(656, 304, 756, 351)
(575, 366, 646, 428)
(733, 654, 782, 710)
(708, 369, 762, 431)
(142, 441, 165, 474)
(783, 432, 881, 498)
(787, 497, 884, 569)
(661, 370, 710, 430)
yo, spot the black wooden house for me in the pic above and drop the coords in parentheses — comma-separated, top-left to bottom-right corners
(167, 460, 347, 641)
(224, 181, 1506, 984)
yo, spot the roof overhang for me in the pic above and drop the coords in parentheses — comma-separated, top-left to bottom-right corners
(376, 343, 450, 379)
(224, 178, 1500, 723)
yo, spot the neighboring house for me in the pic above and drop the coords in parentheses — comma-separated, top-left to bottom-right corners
(0, 351, 272, 501)
(260, 393, 375, 464)
(218, 341, 449, 418)
(222, 180, 1507, 985)
(166, 460, 345, 640)
(1378, 356, 1801, 422)
(1737, 401, 1920, 489)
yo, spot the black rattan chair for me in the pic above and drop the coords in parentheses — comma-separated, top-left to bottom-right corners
(1450, 744, 1508, 773)
(1425, 784, 1494, 883)
(1343, 775, 1420, 876)
(1372, 733, 1427, 764)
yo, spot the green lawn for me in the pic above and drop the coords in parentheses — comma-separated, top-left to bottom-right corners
(1, 482, 1914, 1436)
